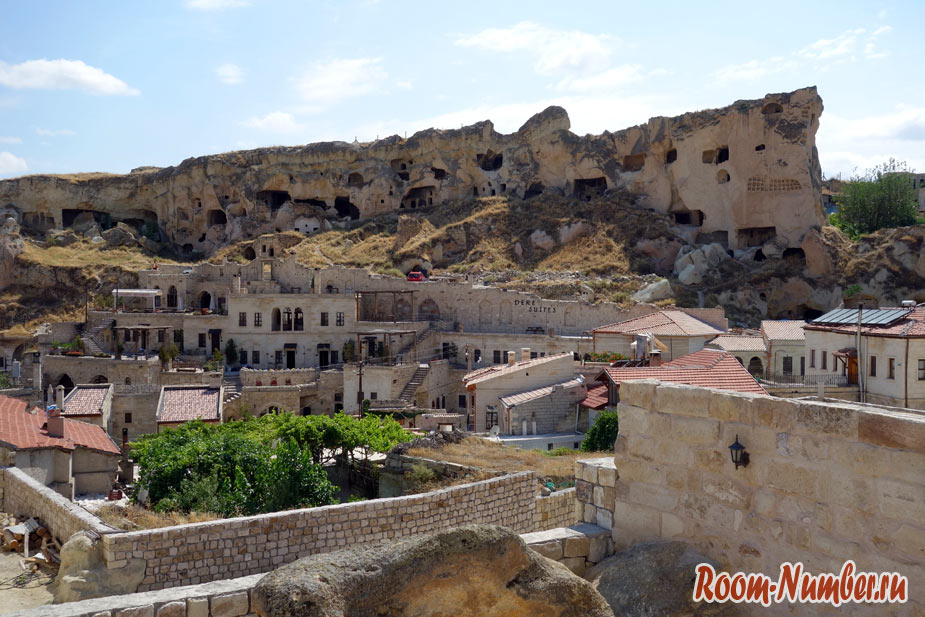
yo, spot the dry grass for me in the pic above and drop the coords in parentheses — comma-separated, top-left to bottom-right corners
(21, 240, 186, 270)
(407, 437, 601, 481)
(96, 504, 220, 530)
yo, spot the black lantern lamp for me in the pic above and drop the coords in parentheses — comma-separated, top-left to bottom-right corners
(728, 435, 749, 469)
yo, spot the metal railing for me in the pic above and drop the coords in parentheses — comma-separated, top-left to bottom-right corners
(760, 372, 852, 387)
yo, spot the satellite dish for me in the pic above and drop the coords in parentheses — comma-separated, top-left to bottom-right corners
(489, 425, 501, 437)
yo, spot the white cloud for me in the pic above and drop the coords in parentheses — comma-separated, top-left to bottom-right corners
(36, 128, 76, 137)
(818, 108, 925, 177)
(0, 152, 27, 176)
(216, 63, 245, 85)
(292, 58, 387, 107)
(184, 0, 250, 9)
(797, 28, 865, 61)
(0, 136, 21, 144)
(396, 80, 413, 90)
(711, 56, 796, 84)
(555, 64, 645, 92)
(0, 59, 139, 95)
(241, 111, 303, 133)
(455, 22, 615, 76)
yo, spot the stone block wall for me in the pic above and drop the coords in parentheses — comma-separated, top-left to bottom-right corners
(596, 380, 925, 615)
(103, 471, 537, 591)
(574, 457, 617, 530)
(534, 487, 578, 531)
(0, 466, 112, 542)
(522, 523, 612, 577)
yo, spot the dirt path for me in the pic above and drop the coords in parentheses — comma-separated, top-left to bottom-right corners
(0, 551, 54, 614)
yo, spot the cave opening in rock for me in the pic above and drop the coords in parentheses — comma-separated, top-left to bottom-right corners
(182, 243, 193, 253)
(208, 210, 227, 226)
(198, 233, 206, 242)
(622, 154, 646, 172)
(472, 187, 479, 197)
(243, 246, 256, 260)
(348, 173, 364, 187)
(803, 308, 825, 321)
(573, 177, 607, 202)
(62, 208, 108, 229)
(762, 102, 783, 116)
(716, 147, 729, 164)
(737, 226, 777, 248)
(671, 210, 704, 226)
(717, 170, 731, 184)
(256, 190, 291, 210)
(524, 183, 545, 200)
(665, 149, 677, 164)
(294, 198, 328, 209)
(754, 249, 767, 262)
(431, 167, 447, 180)
(755, 144, 766, 151)
(397, 172, 410, 181)
(476, 151, 503, 172)
(334, 196, 360, 220)
(782, 247, 806, 262)
(402, 186, 435, 210)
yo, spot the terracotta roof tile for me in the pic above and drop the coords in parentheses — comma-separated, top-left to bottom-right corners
(581, 384, 610, 409)
(0, 395, 121, 455)
(62, 385, 111, 416)
(602, 349, 767, 395)
(499, 378, 585, 407)
(593, 310, 725, 337)
(157, 386, 222, 423)
(804, 307, 925, 338)
(464, 352, 573, 386)
(761, 320, 806, 341)
(707, 335, 767, 353)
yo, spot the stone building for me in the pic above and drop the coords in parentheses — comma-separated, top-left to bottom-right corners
(592, 309, 727, 361)
(760, 319, 806, 377)
(0, 394, 121, 498)
(704, 334, 767, 376)
(155, 386, 223, 431)
(60, 383, 113, 432)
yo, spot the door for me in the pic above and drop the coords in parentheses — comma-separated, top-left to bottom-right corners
(847, 357, 858, 385)
(210, 331, 221, 353)
(319, 349, 330, 369)
(286, 350, 296, 369)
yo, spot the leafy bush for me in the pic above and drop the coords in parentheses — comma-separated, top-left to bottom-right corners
(544, 447, 574, 457)
(831, 159, 918, 238)
(581, 408, 619, 452)
(203, 348, 224, 372)
(0, 372, 11, 389)
(224, 339, 238, 366)
(584, 351, 628, 363)
(132, 412, 410, 517)
(406, 463, 437, 490)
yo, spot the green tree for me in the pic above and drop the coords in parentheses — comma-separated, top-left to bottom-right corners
(343, 339, 356, 362)
(204, 348, 224, 372)
(581, 408, 619, 452)
(830, 158, 918, 238)
(224, 339, 238, 366)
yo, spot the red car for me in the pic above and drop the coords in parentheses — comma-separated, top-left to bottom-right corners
(406, 271, 425, 282)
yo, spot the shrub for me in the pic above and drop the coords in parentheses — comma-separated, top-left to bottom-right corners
(581, 408, 619, 452)
(831, 159, 918, 238)
(406, 462, 437, 490)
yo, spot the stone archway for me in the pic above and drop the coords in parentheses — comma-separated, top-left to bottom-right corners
(199, 291, 212, 310)
(479, 300, 493, 324)
(90, 374, 109, 384)
(167, 286, 178, 309)
(396, 299, 412, 321)
(418, 299, 440, 321)
(747, 356, 764, 376)
(56, 374, 75, 395)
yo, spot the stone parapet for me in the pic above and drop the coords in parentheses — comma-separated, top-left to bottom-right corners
(522, 522, 613, 576)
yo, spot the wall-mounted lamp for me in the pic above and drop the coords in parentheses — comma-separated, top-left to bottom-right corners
(728, 435, 750, 470)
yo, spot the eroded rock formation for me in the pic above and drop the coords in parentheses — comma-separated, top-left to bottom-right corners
(252, 525, 614, 617)
(0, 88, 825, 257)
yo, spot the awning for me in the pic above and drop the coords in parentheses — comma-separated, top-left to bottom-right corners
(208, 329, 222, 334)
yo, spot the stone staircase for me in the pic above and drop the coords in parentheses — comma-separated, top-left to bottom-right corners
(84, 319, 113, 356)
(399, 323, 436, 360)
(222, 374, 242, 404)
(398, 364, 429, 403)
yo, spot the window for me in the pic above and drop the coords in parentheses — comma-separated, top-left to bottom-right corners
(239, 350, 247, 365)
(320, 312, 329, 326)
(239, 312, 247, 326)
(458, 395, 467, 408)
(493, 350, 501, 364)
(275, 350, 283, 365)
(336, 312, 344, 326)
(370, 392, 378, 400)
(294, 308, 304, 331)
(254, 312, 262, 327)
(157, 330, 164, 343)
(888, 358, 895, 380)
(782, 356, 793, 375)
(810, 349, 815, 368)
(918, 359, 925, 380)
(124, 412, 132, 424)
(173, 329, 183, 346)
(252, 350, 260, 364)
(198, 333, 206, 348)
(530, 352, 538, 359)
(474, 349, 481, 363)
(503, 351, 510, 363)
(283, 308, 293, 331)
(330, 350, 339, 365)
(821, 351, 827, 370)
(486, 411, 498, 429)
(870, 356, 877, 377)
(800, 356, 805, 376)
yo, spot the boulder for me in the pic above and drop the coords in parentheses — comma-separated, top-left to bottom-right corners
(631, 279, 673, 303)
(800, 228, 834, 278)
(49, 230, 80, 246)
(70, 211, 97, 234)
(102, 223, 139, 248)
(635, 237, 683, 273)
(703, 243, 729, 267)
(586, 541, 734, 617)
(50, 532, 146, 603)
(253, 525, 614, 617)
(558, 221, 590, 244)
(530, 229, 556, 250)
(677, 264, 703, 286)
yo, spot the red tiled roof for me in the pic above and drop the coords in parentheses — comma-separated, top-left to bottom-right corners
(156, 386, 222, 423)
(62, 385, 111, 416)
(581, 383, 610, 410)
(593, 310, 725, 337)
(499, 378, 585, 407)
(761, 320, 806, 341)
(803, 307, 925, 338)
(602, 349, 768, 395)
(463, 352, 573, 386)
(0, 395, 121, 455)
(706, 335, 767, 353)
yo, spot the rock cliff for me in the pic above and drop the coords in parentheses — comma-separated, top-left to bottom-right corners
(0, 87, 825, 257)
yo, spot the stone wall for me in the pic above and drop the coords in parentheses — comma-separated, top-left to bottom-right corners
(522, 523, 612, 577)
(534, 487, 578, 531)
(103, 471, 537, 592)
(574, 457, 618, 530)
(596, 380, 925, 615)
(0, 466, 113, 543)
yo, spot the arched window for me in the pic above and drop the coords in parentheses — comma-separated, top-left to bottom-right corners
(294, 308, 304, 331)
(283, 308, 293, 331)
(124, 377, 131, 385)
(199, 291, 212, 310)
(166, 286, 178, 308)
(271, 308, 281, 331)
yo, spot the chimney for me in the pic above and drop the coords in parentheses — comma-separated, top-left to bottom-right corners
(47, 407, 64, 438)
(508, 351, 517, 365)
(650, 351, 662, 367)
(232, 275, 242, 295)
(55, 385, 65, 411)
(521, 347, 531, 361)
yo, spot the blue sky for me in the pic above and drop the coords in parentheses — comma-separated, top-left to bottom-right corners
(0, 0, 922, 179)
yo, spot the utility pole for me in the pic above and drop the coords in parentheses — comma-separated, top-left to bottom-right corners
(356, 360, 364, 417)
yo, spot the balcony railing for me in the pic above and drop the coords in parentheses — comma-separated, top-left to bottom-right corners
(760, 372, 852, 387)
